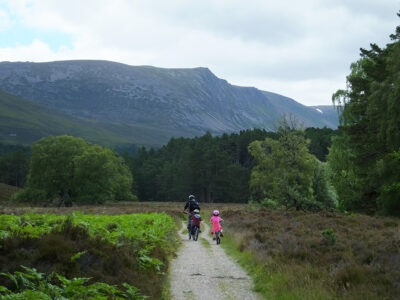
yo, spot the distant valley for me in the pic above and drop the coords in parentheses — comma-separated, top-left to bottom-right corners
(0, 60, 338, 146)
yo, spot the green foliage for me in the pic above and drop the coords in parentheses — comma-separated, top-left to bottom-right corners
(12, 135, 136, 204)
(249, 127, 323, 211)
(0, 266, 146, 299)
(129, 129, 278, 203)
(329, 16, 400, 215)
(72, 145, 135, 203)
(0, 210, 177, 299)
(70, 251, 87, 262)
(321, 228, 336, 245)
(10, 188, 47, 204)
(376, 149, 400, 215)
(312, 161, 338, 209)
(327, 135, 361, 211)
(0, 212, 175, 251)
(305, 127, 339, 162)
(0, 150, 29, 187)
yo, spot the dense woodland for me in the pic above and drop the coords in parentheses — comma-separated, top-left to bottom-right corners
(122, 127, 337, 205)
(0, 127, 336, 205)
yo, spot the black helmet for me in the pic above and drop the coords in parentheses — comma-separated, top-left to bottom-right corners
(188, 195, 195, 200)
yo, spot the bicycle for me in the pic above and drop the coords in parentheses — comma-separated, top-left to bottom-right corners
(185, 210, 201, 241)
(190, 224, 200, 241)
(214, 230, 221, 245)
(185, 212, 199, 241)
(183, 211, 193, 239)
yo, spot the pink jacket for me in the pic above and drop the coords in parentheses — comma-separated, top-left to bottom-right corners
(210, 216, 223, 233)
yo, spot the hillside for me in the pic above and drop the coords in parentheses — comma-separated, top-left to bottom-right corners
(0, 89, 180, 146)
(310, 105, 341, 128)
(0, 60, 338, 146)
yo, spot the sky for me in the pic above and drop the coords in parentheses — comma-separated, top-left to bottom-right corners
(0, 0, 399, 106)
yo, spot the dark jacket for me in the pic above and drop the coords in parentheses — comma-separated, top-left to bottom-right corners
(184, 199, 200, 212)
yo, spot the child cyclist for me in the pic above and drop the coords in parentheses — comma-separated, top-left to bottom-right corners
(210, 210, 223, 239)
(190, 209, 202, 238)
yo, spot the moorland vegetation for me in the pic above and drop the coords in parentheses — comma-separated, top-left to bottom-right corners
(0, 210, 177, 299)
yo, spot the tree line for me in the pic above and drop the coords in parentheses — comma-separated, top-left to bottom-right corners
(0, 126, 336, 206)
(122, 127, 337, 205)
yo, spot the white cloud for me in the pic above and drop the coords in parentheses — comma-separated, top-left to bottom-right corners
(227, 75, 348, 106)
(0, 0, 399, 105)
(0, 39, 71, 61)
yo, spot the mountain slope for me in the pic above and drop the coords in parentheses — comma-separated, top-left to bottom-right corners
(265, 92, 339, 129)
(310, 105, 341, 128)
(0, 89, 185, 146)
(0, 60, 338, 145)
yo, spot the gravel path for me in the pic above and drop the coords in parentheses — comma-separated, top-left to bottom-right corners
(169, 222, 260, 300)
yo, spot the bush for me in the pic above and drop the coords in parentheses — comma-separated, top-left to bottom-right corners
(11, 188, 47, 203)
(321, 228, 336, 245)
(261, 198, 280, 209)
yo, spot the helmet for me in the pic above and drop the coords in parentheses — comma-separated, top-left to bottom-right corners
(193, 209, 200, 213)
(188, 195, 195, 200)
(213, 210, 219, 216)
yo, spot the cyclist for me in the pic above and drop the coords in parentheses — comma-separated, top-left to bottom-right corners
(184, 194, 200, 230)
(210, 210, 223, 239)
(190, 208, 202, 238)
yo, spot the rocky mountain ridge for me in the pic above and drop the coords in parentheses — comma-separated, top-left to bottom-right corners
(0, 60, 338, 145)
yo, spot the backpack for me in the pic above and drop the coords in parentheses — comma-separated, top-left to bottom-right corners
(189, 199, 200, 211)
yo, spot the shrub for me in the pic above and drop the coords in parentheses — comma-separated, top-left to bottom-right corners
(321, 228, 336, 245)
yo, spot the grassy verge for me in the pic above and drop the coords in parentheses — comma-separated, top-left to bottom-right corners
(221, 232, 333, 299)
(221, 208, 400, 300)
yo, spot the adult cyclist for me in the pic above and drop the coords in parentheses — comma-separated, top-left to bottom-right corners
(184, 194, 200, 230)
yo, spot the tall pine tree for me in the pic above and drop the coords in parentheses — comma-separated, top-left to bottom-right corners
(328, 13, 400, 215)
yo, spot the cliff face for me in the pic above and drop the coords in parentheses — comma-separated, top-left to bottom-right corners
(0, 60, 338, 139)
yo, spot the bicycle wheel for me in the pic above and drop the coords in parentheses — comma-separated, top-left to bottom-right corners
(188, 225, 192, 240)
(215, 231, 220, 245)
(194, 227, 199, 241)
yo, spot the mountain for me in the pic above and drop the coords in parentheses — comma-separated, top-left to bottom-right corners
(0, 60, 338, 146)
(310, 105, 341, 128)
(0, 89, 177, 146)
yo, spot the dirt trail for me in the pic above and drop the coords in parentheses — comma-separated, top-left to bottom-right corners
(169, 222, 260, 300)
